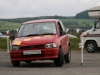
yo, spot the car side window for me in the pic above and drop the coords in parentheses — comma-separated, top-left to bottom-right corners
(96, 22, 100, 29)
(58, 22, 63, 35)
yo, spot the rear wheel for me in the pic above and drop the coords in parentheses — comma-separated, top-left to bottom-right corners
(64, 46, 71, 63)
(54, 48, 64, 67)
(26, 61, 32, 63)
(11, 61, 20, 67)
(85, 41, 97, 53)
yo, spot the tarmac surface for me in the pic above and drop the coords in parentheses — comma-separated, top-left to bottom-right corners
(0, 50, 100, 75)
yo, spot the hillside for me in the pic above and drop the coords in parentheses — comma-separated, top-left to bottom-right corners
(0, 16, 74, 23)
(0, 21, 20, 31)
(61, 18, 94, 29)
(0, 18, 95, 31)
(75, 10, 91, 19)
(0, 14, 96, 31)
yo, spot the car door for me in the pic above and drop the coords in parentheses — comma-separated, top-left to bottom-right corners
(58, 22, 68, 54)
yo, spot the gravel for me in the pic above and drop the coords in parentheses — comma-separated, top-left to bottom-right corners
(0, 51, 100, 75)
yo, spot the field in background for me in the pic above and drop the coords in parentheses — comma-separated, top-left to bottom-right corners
(0, 37, 81, 50)
(61, 19, 94, 26)
(0, 18, 95, 31)
(0, 21, 20, 31)
(70, 38, 80, 50)
(0, 38, 7, 50)
(61, 18, 95, 30)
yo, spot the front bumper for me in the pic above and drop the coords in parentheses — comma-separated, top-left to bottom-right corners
(10, 48, 59, 61)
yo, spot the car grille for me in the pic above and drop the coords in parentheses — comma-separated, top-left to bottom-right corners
(20, 44, 45, 50)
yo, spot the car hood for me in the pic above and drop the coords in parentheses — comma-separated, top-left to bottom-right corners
(12, 35, 56, 46)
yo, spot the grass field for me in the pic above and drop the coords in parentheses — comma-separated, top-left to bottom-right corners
(0, 18, 95, 31)
(0, 38, 7, 50)
(0, 37, 81, 50)
(61, 18, 95, 30)
(61, 18, 95, 26)
(0, 21, 20, 31)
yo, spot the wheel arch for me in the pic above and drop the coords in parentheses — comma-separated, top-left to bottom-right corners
(59, 45, 62, 49)
(69, 42, 70, 46)
(84, 40, 98, 48)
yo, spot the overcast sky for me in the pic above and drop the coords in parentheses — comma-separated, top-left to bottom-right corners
(0, 0, 100, 18)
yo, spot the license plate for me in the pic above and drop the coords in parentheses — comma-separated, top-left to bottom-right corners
(23, 50, 41, 55)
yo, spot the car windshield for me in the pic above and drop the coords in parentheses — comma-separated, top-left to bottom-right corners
(17, 22, 57, 37)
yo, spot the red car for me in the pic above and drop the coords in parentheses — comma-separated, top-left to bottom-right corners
(10, 19, 71, 67)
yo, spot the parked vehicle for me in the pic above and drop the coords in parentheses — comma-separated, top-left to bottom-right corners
(10, 19, 71, 67)
(80, 6, 100, 53)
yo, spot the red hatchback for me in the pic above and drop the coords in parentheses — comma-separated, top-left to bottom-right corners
(10, 19, 71, 67)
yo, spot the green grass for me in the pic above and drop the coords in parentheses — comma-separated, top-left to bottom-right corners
(61, 18, 95, 29)
(61, 18, 94, 26)
(0, 19, 95, 31)
(70, 38, 80, 50)
(0, 21, 20, 31)
(0, 37, 81, 51)
(0, 38, 7, 50)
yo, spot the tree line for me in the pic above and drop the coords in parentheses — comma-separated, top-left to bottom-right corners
(0, 15, 75, 23)
(0, 12, 94, 30)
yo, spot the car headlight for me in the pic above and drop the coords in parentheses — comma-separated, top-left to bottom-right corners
(12, 46, 20, 50)
(46, 43, 57, 48)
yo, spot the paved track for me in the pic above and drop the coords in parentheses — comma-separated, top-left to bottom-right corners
(0, 51, 100, 75)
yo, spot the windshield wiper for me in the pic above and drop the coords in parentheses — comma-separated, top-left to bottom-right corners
(25, 34, 41, 36)
(17, 33, 55, 37)
(42, 33, 56, 35)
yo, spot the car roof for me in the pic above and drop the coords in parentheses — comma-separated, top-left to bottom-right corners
(22, 19, 60, 24)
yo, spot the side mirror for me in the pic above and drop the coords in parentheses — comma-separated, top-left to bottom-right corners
(9, 36, 15, 40)
(93, 21, 97, 31)
(94, 21, 97, 29)
(65, 29, 69, 33)
(61, 31, 66, 36)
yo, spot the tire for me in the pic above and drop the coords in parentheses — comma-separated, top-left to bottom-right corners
(54, 48, 64, 67)
(11, 61, 20, 67)
(26, 61, 32, 63)
(85, 41, 97, 53)
(64, 46, 71, 63)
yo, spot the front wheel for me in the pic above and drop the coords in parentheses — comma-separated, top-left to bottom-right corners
(11, 61, 20, 67)
(64, 46, 71, 63)
(54, 48, 64, 67)
(85, 41, 97, 53)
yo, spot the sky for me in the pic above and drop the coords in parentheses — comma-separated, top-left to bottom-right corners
(0, 0, 100, 19)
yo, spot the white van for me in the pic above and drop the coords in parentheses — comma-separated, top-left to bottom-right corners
(80, 6, 100, 53)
